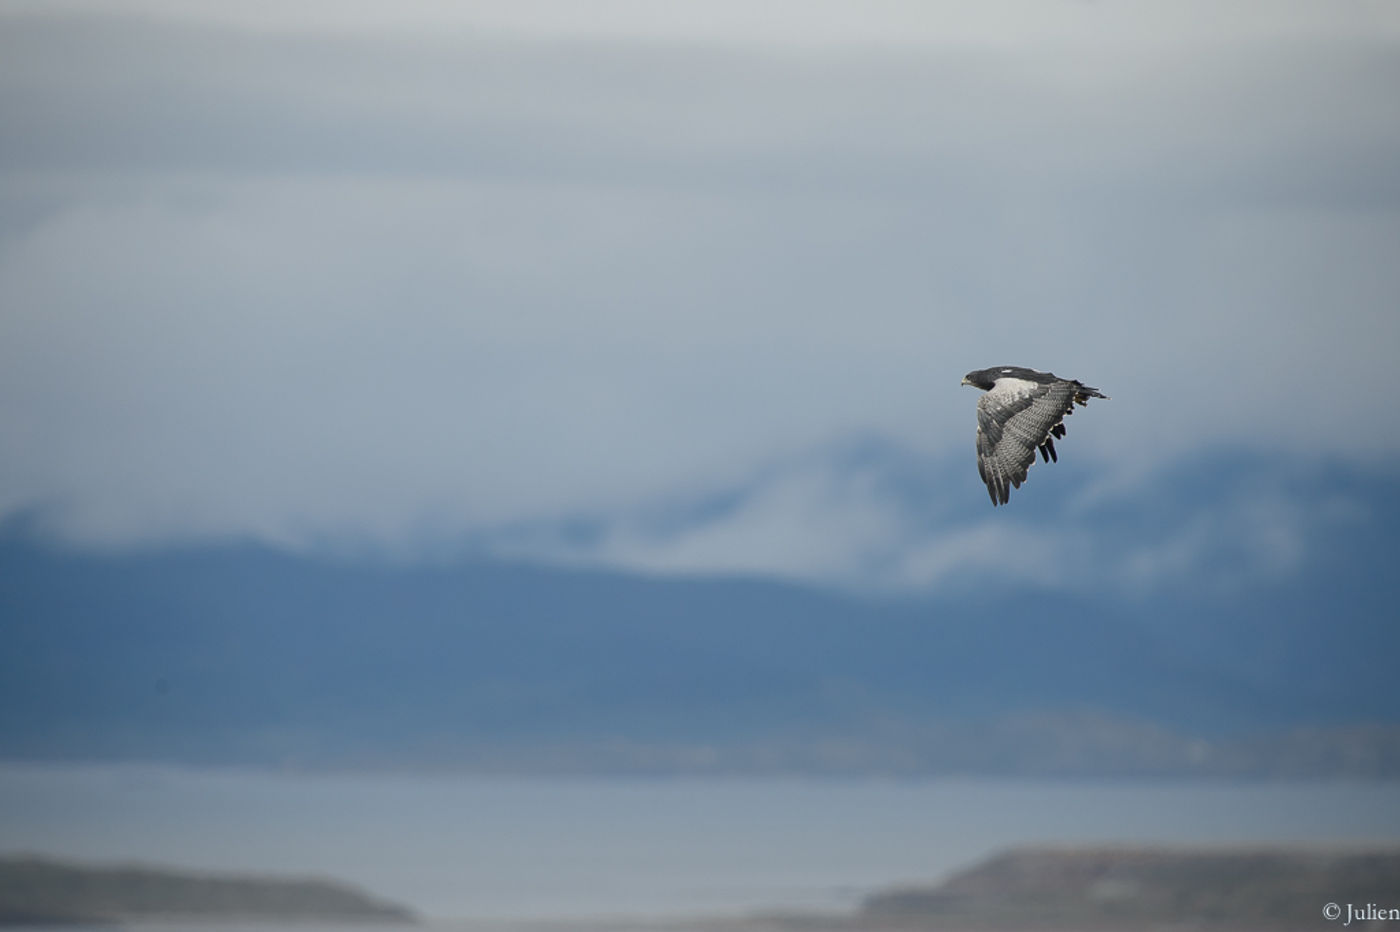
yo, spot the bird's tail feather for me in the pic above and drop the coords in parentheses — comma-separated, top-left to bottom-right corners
(1075, 383, 1109, 404)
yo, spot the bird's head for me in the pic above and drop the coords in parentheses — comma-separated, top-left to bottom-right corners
(961, 369, 995, 391)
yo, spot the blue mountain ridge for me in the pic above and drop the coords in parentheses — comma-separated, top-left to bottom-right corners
(1, 451, 1396, 775)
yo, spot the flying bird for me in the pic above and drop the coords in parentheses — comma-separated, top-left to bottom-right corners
(961, 366, 1108, 506)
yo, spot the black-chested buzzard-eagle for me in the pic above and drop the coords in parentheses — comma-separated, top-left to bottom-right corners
(961, 366, 1108, 506)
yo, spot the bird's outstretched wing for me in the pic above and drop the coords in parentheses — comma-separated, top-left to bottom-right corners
(975, 380, 1100, 506)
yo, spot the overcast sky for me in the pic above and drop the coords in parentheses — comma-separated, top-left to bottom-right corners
(2, 0, 1398, 588)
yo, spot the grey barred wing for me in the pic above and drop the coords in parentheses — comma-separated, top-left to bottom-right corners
(974, 380, 1080, 506)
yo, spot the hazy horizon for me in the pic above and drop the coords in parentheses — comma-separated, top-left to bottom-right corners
(6, 763, 1400, 920)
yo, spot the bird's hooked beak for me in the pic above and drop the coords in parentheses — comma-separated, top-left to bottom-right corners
(960, 376, 971, 386)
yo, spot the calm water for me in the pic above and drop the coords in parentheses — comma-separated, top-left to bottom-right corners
(3, 764, 1399, 920)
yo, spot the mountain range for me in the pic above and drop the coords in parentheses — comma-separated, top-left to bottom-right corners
(2, 449, 1397, 777)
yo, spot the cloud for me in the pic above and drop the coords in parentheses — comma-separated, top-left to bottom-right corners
(8, 0, 1399, 47)
(502, 445, 925, 586)
(0, 2, 1398, 580)
(478, 438, 1371, 594)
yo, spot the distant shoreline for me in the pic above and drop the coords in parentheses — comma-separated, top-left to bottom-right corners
(767, 845, 1400, 931)
(413, 846, 1400, 932)
(9, 845, 1398, 931)
(0, 856, 417, 926)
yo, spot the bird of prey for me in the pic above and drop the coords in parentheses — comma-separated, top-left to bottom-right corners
(961, 366, 1108, 506)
